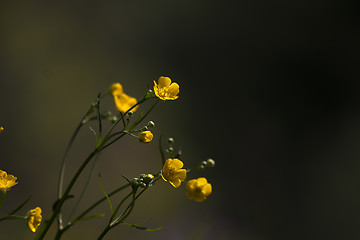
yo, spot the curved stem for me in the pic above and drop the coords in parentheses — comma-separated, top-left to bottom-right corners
(36, 148, 99, 240)
(57, 106, 94, 229)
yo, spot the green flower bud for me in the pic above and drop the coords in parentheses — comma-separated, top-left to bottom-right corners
(206, 158, 215, 167)
(168, 137, 174, 144)
(147, 121, 155, 128)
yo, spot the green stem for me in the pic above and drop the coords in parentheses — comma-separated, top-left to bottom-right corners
(97, 225, 111, 240)
(57, 106, 94, 229)
(110, 191, 132, 223)
(56, 183, 131, 238)
(35, 148, 99, 240)
(0, 191, 6, 211)
(66, 152, 101, 222)
(0, 215, 25, 222)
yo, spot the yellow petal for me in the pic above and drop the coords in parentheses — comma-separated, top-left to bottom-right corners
(168, 83, 179, 97)
(170, 179, 182, 188)
(195, 177, 208, 188)
(202, 183, 212, 196)
(175, 169, 187, 181)
(158, 76, 172, 88)
(170, 158, 184, 169)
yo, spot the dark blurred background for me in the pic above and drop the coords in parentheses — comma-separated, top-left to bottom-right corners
(1, 1, 360, 239)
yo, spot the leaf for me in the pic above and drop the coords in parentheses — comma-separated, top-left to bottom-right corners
(121, 222, 163, 232)
(74, 212, 106, 223)
(98, 174, 113, 215)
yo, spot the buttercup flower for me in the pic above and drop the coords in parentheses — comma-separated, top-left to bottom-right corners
(161, 158, 186, 188)
(0, 126, 3, 134)
(110, 83, 138, 113)
(139, 131, 153, 143)
(153, 76, 179, 100)
(27, 207, 42, 232)
(186, 177, 212, 202)
(0, 170, 18, 192)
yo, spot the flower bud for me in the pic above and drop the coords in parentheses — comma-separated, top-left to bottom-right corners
(167, 137, 174, 144)
(206, 158, 215, 167)
(139, 131, 153, 143)
(143, 174, 154, 185)
(147, 121, 155, 128)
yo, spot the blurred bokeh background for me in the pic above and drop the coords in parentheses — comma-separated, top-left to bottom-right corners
(1, 1, 360, 239)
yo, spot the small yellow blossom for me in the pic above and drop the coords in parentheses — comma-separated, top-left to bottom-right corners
(27, 207, 42, 232)
(139, 131, 153, 143)
(0, 170, 18, 192)
(161, 158, 186, 188)
(110, 83, 138, 113)
(153, 76, 179, 100)
(0, 126, 3, 134)
(186, 177, 212, 202)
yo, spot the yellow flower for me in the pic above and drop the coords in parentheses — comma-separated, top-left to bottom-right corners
(0, 126, 3, 134)
(0, 170, 18, 192)
(27, 207, 42, 232)
(153, 76, 179, 100)
(161, 158, 186, 188)
(186, 177, 212, 202)
(139, 131, 153, 143)
(110, 83, 138, 113)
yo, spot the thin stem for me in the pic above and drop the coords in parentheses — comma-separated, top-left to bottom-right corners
(102, 96, 146, 143)
(57, 106, 94, 229)
(35, 148, 99, 240)
(0, 215, 25, 222)
(110, 191, 132, 223)
(56, 183, 131, 239)
(58, 106, 93, 199)
(66, 152, 101, 222)
(97, 225, 111, 240)
(0, 191, 6, 211)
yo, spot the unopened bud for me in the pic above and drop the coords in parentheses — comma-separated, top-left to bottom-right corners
(206, 158, 215, 167)
(167, 137, 174, 144)
(147, 121, 155, 128)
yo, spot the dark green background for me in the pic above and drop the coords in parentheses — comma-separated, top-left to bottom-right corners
(1, 1, 359, 239)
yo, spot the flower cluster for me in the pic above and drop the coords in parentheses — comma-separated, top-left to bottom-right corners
(1, 76, 214, 239)
(0, 170, 42, 232)
(161, 158, 213, 202)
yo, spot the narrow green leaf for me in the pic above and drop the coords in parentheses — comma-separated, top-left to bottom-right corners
(98, 174, 113, 215)
(121, 222, 163, 232)
(121, 175, 132, 185)
(74, 212, 106, 223)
